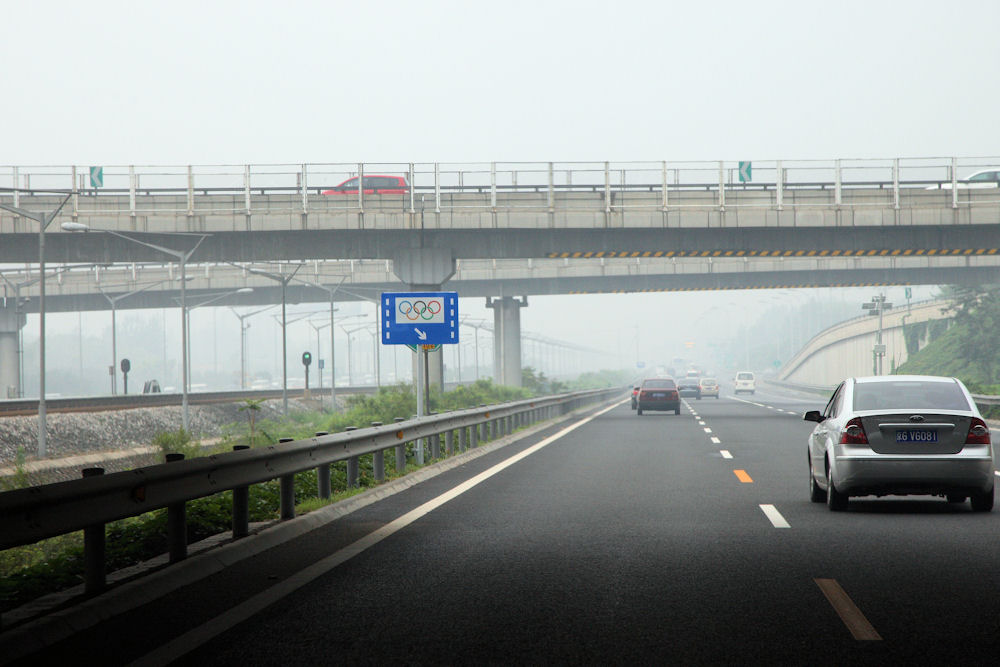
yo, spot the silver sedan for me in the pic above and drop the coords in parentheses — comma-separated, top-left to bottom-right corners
(804, 375, 995, 512)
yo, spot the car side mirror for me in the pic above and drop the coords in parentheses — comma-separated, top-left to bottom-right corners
(803, 410, 825, 423)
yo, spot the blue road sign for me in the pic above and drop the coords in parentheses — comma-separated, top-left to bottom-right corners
(381, 292, 459, 346)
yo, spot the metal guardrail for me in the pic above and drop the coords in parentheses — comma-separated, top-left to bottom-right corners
(0, 387, 620, 594)
(2, 157, 999, 218)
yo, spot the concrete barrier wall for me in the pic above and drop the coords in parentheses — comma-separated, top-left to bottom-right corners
(780, 300, 951, 385)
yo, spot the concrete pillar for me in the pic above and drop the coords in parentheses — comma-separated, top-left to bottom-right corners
(487, 296, 527, 388)
(0, 305, 26, 398)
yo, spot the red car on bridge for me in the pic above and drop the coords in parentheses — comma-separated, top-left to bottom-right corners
(322, 175, 409, 195)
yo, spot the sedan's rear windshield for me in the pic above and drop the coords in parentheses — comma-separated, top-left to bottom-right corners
(736, 373, 754, 380)
(853, 380, 970, 411)
(643, 379, 676, 389)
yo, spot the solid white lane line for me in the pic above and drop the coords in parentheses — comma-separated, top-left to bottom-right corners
(720, 450, 733, 459)
(759, 504, 790, 528)
(710, 436, 721, 444)
(131, 402, 621, 667)
(814, 578, 882, 641)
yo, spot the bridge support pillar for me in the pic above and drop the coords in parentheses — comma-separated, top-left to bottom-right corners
(487, 296, 527, 388)
(392, 248, 456, 394)
(0, 304, 25, 398)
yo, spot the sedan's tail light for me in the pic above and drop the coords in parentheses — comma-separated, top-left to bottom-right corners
(669, 390, 677, 399)
(965, 417, 991, 445)
(840, 417, 869, 445)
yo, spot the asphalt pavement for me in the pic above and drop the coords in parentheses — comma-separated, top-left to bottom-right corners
(6, 387, 1000, 665)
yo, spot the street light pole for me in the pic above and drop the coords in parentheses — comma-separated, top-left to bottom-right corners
(173, 288, 253, 391)
(62, 223, 209, 432)
(231, 263, 303, 414)
(308, 320, 332, 406)
(291, 276, 346, 410)
(0, 192, 74, 457)
(100, 278, 182, 395)
(230, 305, 276, 389)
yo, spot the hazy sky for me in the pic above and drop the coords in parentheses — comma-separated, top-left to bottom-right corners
(1, 1, 994, 386)
(3, 0, 998, 164)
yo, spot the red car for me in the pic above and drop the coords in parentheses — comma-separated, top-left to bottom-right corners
(322, 175, 409, 195)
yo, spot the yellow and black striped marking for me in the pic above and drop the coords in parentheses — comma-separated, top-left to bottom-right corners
(567, 280, 915, 294)
(546, 248, 999, 259)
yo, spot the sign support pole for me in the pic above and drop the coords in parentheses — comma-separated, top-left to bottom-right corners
(416, 346, 425, 464)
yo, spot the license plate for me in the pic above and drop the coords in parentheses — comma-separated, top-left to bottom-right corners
(895, 429, 937, 443)
(652, 392, 665, 398)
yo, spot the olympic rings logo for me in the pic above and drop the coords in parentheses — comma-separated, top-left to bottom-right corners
(398, 299, 442, 321)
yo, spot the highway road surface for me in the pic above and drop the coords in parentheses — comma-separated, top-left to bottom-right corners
(8, 384, 1000, 665)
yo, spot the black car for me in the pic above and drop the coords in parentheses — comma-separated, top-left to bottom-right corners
(637, 378, 680, 415)
(676, 378, 701, 399)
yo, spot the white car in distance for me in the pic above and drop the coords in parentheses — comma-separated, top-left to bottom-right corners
(925, 168, 1000, 189)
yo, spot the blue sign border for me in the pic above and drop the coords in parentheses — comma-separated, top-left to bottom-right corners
(381, 292, 459, 346)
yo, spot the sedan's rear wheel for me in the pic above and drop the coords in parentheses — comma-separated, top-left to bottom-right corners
(674, 407, 680, 415)
(636, 407, 643, 416)
(826, 465, 848, 511)
(970, 486, 994, 512)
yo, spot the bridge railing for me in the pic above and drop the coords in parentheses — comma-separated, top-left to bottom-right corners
(3, 157, 999, 220)
(0, 387, 620, 593)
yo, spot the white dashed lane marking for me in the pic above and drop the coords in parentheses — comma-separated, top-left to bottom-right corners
(720, 450, 733, 459)
(759, 504, 790, 528)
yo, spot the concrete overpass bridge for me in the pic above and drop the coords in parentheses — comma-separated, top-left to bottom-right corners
(3, 157, 999, 394)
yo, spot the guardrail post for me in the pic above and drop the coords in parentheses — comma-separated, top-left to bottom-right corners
(347, 457, 359, 488)
(458, 426, 468, 452)
(951, 156, 958, 209)
(391, 419, 407, 473)
(604, 161, 611, 223)
(243, 164, 252, 218)
(186, 165, 194, 218)
(165, 453, 187, 563)
(430, 433, 441, 459)
(547, 161, 555, 224)
(835, 159, 842, 208)
(434, 163, 441, 214)
(445, 430, 454, 455)
(314, 432, 331, 499)
(718, 161, 725, 210)
(892, 158, 900, 212)
(490, 161, 497, 226)
(470, 422, 479, 448)
(129, 165, 137, 220)
(408, 163, 416, 215)
(775, 160, 783, 211)
(661, 160, 668, 210)
(374, 449, 385, 481)
(278, 438, 296, 520)
(358, 162, 365, 215)
(232, 445, 251, 538)
(82, 467, 106, 594)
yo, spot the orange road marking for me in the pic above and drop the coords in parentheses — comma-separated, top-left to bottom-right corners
(734, 469, 753, 483)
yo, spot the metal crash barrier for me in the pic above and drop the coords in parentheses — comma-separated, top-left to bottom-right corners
(0, 388, 620, 595)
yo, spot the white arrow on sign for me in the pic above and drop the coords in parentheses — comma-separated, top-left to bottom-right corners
(415, 328, 427, 341)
